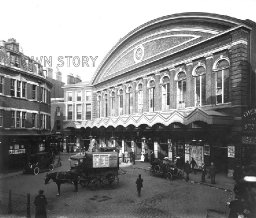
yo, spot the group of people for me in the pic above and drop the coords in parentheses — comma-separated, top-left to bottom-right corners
(183, 158, 216, 184)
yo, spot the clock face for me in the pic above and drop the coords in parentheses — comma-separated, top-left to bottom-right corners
(133, 45, 144, 63)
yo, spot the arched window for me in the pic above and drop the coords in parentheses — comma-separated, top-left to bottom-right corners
(97, 95, 101, 118)
(111, 91, 115, 116)
(161, 76, 170, 111)
(137, 83, 143, 113)
(194, 66, 206, 106)
(118, 89, 123, 115)
(104, 93, 108, 117)
(127, 86, 133, 115)
(215, 59, 230, 104)
(148, 80, 155, 112)
(177, 71, 186, 109)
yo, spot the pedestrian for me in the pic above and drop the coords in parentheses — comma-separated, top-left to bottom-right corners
(34, 190, 47, 218)
(184, 161, 191, 182)
(209, 162, 216, 184)
(150, 151, 154, 164)
(133, 152, 136, 165)
(190, 157, 197, 174)
(201, 163, 207, 182)
(136, 174, 143, 197)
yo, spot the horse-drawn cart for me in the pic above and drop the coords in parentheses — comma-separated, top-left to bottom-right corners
(69, 151, 119, 189)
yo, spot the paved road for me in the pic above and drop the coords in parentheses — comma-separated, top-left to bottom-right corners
(0, 154, 232, 218)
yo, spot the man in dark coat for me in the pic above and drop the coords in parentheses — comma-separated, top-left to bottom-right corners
(34, 190, 47, 218)
(184, 161, 191, 182)
(209, 162, 216, 184)
(201, 163, 207, 182)
(190, 158, 197, 174)
(136, 174, 143, 197)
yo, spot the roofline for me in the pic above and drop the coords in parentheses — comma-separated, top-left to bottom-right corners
(92, 12, 253, 85)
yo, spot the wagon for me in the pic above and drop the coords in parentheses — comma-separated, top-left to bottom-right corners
(69, 151, 119, 189)
(150, 158, 184, 181)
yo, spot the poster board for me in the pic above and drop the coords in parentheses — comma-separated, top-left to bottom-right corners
(191, 146, 204, 168)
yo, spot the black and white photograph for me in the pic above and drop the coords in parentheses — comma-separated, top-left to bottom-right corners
(1, 0, 256, 217)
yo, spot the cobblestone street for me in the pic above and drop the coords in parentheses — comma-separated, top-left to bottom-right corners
(0, 154, 234, 218)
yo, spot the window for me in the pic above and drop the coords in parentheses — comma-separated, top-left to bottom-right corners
(0, 110, 3, 127)
(40, 114, 44, 129)
(194, 66, 206, 106)
(86, 104, 91, 120)
(161, 76, 170, 111)
(67, 92, 72, 101)
(40, 87, 44, 102)
(137, 83, 143, 113)
(11, 111, 15, 127)
(76, 104, 82, 120)
(67, 105, 72, 120)
(127, 86, 133, 114)
(56, 107, 61, 116)
(77, 91, 82, 101)
(22, 112, 26, 128)
(97, 96, 101, 118)
(104, 94, 108, 117)
(177, 72, 186, 109)
(215, 59, 230, 104)
(10, 79, 15, 96)
(17, 81, 21, 97)
(32, 85, 37, 100)
(148, 80, 155, 112)
(0, 76, 4, 94)
(111, 91, 115, 116)
(22, 82, 26, 98)
(86, 91, 91, 101)
(119, 89, 123, 115)
(16, 111, 21, 128)
(32, 113, 36, 128)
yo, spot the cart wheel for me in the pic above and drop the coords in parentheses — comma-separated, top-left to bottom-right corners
(33, 167, 40, 175)
(49, 164, 54, 171)
(166, 172, 173, 181)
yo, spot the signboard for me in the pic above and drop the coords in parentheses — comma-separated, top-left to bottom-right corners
(191, 146, 204, 168)
(242, 108, 256, 145)
(93, 152, 118, 168)
(228, 146, 235, 158)
(9, 149, 26, 155)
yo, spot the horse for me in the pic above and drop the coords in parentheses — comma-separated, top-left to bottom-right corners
(45, 171, 80, 196)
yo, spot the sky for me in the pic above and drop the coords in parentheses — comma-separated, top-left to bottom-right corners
(1, 0, 256, 83)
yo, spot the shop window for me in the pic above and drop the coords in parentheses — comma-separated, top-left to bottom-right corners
(32, 85, 37, 100)
(111, 91, 115, 116)
(104, 94, 108, 117)
(161, 76, 170, 111)
(127, 86, 133, 115)
(119, 89, 123, 115)
(10, 79, 15, 96)
(137, 83, 143, 113)
(86, 104, 91, 120)
(194, 66, 206, 106)
(0, 76, 4, 94)
(0, 110, 3, 127)
(177, 72, 186, 109)
(76, 104, 82, 120)
(215, 59, 230, 104)
(22, 112, 26, 128)
(148, 80, 155, 112)
(97, 95, 101, 118)
(77, 91, 82, 101)
(67, 104, 72, 120)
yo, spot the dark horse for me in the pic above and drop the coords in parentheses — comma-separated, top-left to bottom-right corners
(45, 171, 80, 196)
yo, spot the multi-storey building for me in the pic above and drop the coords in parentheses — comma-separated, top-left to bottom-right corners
(62, 80, 93, 152)
(81, 13, 256, 176)
(0, 38, 52, 172)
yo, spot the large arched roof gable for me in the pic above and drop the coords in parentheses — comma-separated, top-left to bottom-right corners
(92, 12, 251, 85)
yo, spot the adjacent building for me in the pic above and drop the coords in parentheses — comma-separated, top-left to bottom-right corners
(0, 38, 52, 172)
(80, 13, 256, 176)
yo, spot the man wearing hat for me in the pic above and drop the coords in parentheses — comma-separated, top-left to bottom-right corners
(34, 190, 47, 218)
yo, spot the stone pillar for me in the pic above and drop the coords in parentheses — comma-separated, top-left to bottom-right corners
(155, 73, 161, 111)
(132, 81, 136, 114)
(115, 88, 119, 116)
(154, 141, 159, 159)
(121, 139, 125, 154)
(186, 62, 194, 107)
(205, 56, 214, 105)
(141, 140, 147, 161)
(131, 140, 135, 152)
(168, 139, 172, 161)
(143, 78, 148, 112)
(169, 68, 176, 109)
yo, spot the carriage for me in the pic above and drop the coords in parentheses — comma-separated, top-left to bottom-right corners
(150, 158, 184, 181)
(69, 151, 120, 188)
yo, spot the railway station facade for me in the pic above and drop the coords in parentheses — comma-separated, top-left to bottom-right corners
(64, 13, 256, 175)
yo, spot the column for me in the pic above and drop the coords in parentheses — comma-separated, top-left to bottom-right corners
(186, 62, 194, 107)
(169, 68, 176, 109)
(132, 81, 136, 114)
(143, 78, 148, 112)
(205, 56, 214, 105)
(141, 140, 147, 161)
(168, 139, 172, 161)
(155, 73, 161, 111)
(154, 141, 159, 159)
